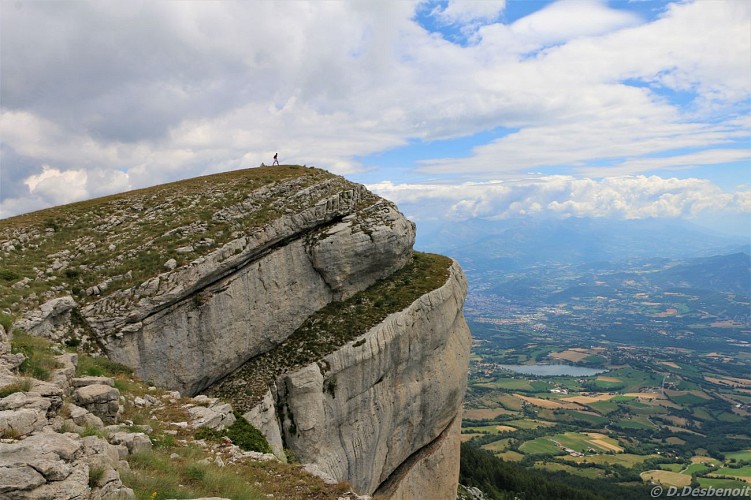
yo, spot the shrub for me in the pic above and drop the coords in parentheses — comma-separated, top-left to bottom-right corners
(225, 414, 272, 453)
(195, 413, 272, 454)
(183, 463, 207, 482)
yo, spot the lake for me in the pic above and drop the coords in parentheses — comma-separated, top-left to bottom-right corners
(498, 364, 606, 377)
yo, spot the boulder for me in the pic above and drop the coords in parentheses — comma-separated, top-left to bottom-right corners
(14, 296, 77, 341)
(108, 432, 152, 455)
(187, 397, 235, 431)
(73, 385, 121, 424)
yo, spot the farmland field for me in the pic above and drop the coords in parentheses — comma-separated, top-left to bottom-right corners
(461, 251, 751, 495)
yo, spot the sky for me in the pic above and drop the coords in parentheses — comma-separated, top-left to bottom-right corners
(1, 0, 749, 236)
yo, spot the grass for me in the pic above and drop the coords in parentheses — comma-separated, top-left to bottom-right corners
(57, 350, 356, 499)
(0, 313, 13, 332)
(714, 465, 751, 478)
(76, 354, 133, 377)
(207, 251, 452, 411)
(563, 453, 657, 468)
(88, 465, 106, 488)
(481, 438, 513, 453)
(10, 330, 61, 380)
(697, 477, 749, 489)
(660, 463, 686, 472)
(725, 450, 751, 462)
(122, 447, 353, 500)
(0, 377, 33, 398)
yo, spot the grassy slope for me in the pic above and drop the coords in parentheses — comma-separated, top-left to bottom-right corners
(0, 166, 375, 313)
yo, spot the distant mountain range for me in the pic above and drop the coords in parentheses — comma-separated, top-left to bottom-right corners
(416, 217, 749, 271)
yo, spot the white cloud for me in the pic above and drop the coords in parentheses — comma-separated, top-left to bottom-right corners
(508, 0, 641, 48)
(431, 0, 506, 25)
(369, 176, 751, 221)
(0, 165, 133, 219)
(25, 166, 89, 206)
(0, 0, 748, 221)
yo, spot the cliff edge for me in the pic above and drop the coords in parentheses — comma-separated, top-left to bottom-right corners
(0, 166, 470, 498)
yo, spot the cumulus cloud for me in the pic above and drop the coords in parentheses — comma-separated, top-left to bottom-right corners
(508, 0, 641, 48)
(0, 0, 748, 221)
(429, 0, 506, 25)
(0, 165, 132, 219)
(369, 176, 751, 221)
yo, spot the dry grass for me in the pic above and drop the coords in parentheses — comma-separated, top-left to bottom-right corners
(549, 349, 590, 363)
(463, 408, 516, 420)
(515, 394, 582, 410)
(563, 394, 615, 405)
(641, 470, 692, 487)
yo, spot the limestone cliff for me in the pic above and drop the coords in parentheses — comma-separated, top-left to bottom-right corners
(82, 184, 414, 395)
(1, 166, 470, 498)
(256, 261, 471, 495)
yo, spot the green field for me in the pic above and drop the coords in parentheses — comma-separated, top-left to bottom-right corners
(463, 425, 505, 435)
(534, 461, 606, 479)
(476, 379, 536, 391)
(550, 432, 617, 453)
(481, 439, 512, 453)
(669, 392, 711, 406)
(659, 463, 686, 472)
(563, 453, 656, 468)
(504, 418, 553, 430)
(697, 477, 749, 489)
(714, 465, 751, 478)
(519, 437, 562, 455)
(684, 463, 714, 475)
(726, 450, 751, 461)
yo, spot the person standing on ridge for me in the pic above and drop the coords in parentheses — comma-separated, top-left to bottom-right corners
(272, 153, 279, 166)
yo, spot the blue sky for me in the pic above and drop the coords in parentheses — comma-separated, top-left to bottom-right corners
(1, 0, 749, 235)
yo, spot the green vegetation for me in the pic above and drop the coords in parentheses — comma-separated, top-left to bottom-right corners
(76, 354, 133, 377)
(519, 438, 562, 456)
(208, 251, 452, 411)
(0, 377, 33, 398)
(11, 330, 61, 380)
(462, 252, 751, 496)
(0, 313, 13, 332)
(88, 465, 106, 488)
(195, 414, 272, 454)
(460, 443, 652, 499)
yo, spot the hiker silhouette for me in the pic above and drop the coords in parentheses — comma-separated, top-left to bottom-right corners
(272, 153, 279, 166)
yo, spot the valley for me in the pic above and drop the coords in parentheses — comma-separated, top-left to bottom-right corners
(460, 252, 751, 497)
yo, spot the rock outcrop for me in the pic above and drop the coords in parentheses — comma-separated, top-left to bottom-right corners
(82, 181, 415, 395)
(1, 166, 470, 498)
(245, 260, 471, 495)
(0, 336, 134, 499)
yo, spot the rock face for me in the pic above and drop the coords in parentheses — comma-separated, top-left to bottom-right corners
(4, 167, 470, 498)
(82, 181, 415, 395)
(245, 261, 471, 496)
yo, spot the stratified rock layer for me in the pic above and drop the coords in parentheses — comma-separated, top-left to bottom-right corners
(82, 183, 415, 395)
